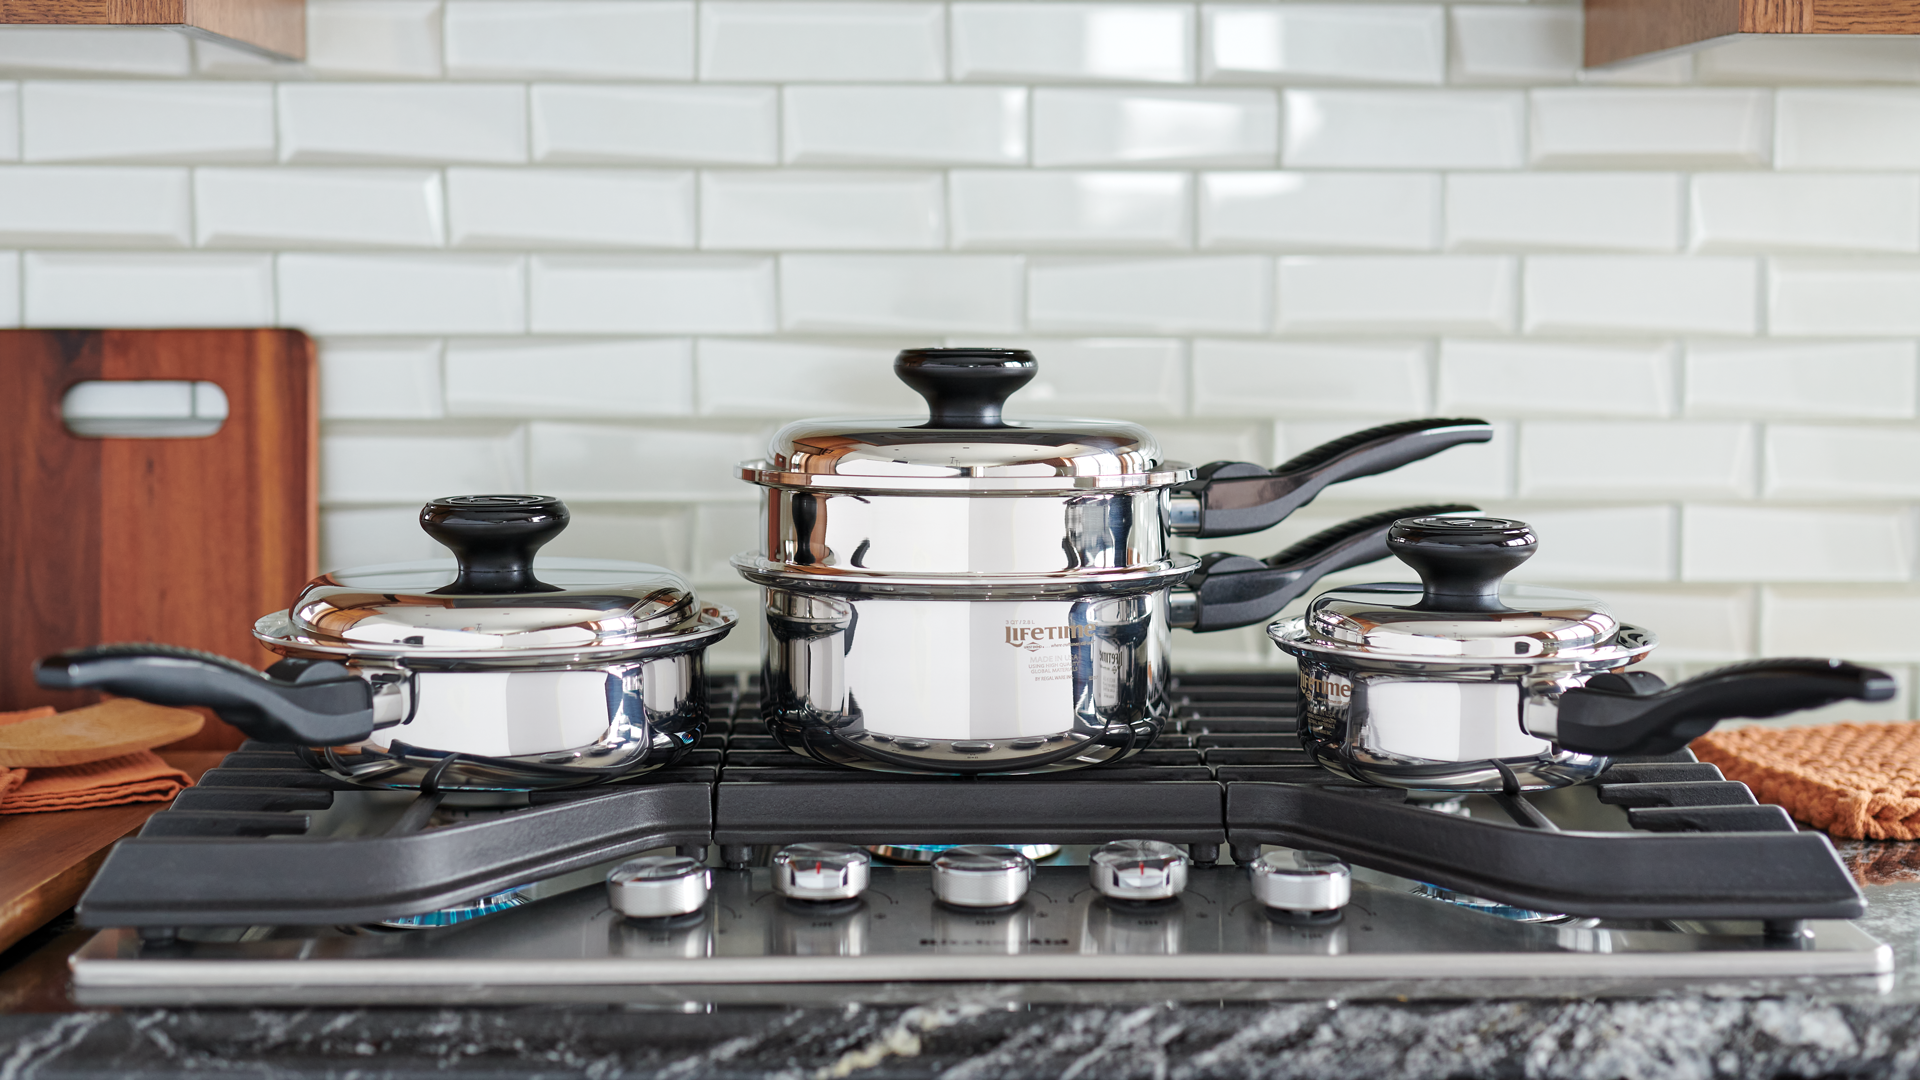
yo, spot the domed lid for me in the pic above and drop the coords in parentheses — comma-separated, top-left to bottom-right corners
(741, 348, 1194, 493)
(256, 495, 722, 659)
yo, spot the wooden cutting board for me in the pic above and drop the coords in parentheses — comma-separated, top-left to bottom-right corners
(0, 330, 318, 751)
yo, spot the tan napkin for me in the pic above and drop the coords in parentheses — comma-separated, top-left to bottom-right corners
(1692, 721, 1920, 840)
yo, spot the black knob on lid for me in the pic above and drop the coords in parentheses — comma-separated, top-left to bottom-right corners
(421, 495, 568, 594)
(1386, 516, 1536, 613)
(895, 348, 1036, 429)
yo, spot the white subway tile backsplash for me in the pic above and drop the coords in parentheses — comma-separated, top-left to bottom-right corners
(1682, 505, 1915, 583)
(1770, 259, 1920, 336)
(1275, 256, 1516, 333)
(1584, 586, 1753, 659)
(1698, 37, 1920, 86)
(306, 0, 444, 79)
(692, 502, 759, 583)
(979, 337, 1189, 417)
(445, 0, 694, 80)
(1523, 257, 1758, 335)
(1448, 6, 1579, 85)
(1158, 422, 1267, 473)
(528, 422, 762, 500)
(1199, 172, 1438, 251)
(1766, 425, 1920, 500)
(1202, 4, 1445, 86)
(955, 4, 1193, 84)
(1281, 90, 1524, 169)
(702, 171, 944, 251)
(535, 85, 776, 165)
(0, 167, 189, 248)
(447, 168, 693, 249)
(280, 84, 526, 165)
(196, 168, 444, 249)
(321, 427, 526, 503)
(1777, 91, 1920, 171)
(1193, 339, 1429, 417)
(22, 82, 273, 164)
(784, 86, 1026, 166)
(1577, 53, 1695, 88)
(0, 84, 15, 162)
(542, 507, 691, 571)
(24, 252, 273, 327)
(1034, 89, 1278, 167)
(445, 337, 695, 417)
(1519, 421, 1754, 498)
(951, 171, 1189, 250)
(696, 339, 917, 416)
(531, 256, 776, 334)
(0, 27, 191, 77)
(1685, 340, 1919, 420)
(318, 339, 445, 420)
(1446, 173, 1682, 253)
(321, 505, 447, 571)
(193, 37, 302, 78)
(1030, 256, 1271, 333)
(1275, 419, 1513, 501)
(0, 251, 16, 327)
(1438, 339, 1676, 418)
(780, 254, 1022, 333)
(280, 253, 526, 334)
(700, 2, 944, 82)
(1761, 587, 1920, 661)
(1504, 504, 1676, 583)
(1690, 174, 1920, 254)
(1529, 89, 1772, 168)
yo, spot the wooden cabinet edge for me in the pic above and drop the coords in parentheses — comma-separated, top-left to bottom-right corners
(1587, 0, 1920, 67)
(0, 0, 303, 60)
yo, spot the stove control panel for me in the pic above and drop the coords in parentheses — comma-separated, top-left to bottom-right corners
(1248, 848, 1350, 921)
(931, 845, 1033, 908)
(772, 842, 871, 902)
(607, 854, 711, 919)
(1088, 839, 1190, 902)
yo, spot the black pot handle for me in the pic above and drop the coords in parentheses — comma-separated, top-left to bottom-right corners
(1172, 504, 1479, 633)
(1173, 419, 1494, 539)
(34, 643, 375, 746)
(1554, 659, 1898, 757)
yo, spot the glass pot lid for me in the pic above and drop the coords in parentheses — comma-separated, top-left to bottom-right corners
(742, 348, 1194, 493)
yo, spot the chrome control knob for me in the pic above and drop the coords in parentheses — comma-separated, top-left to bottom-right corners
(1250, 848, 1350, 918)
(1089, 839, 1189, 902)
(608, 854, 710, 919)
(932, 845, 1033, 908)
(773, 842, 871, 902)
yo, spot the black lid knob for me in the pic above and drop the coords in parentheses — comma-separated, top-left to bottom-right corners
(1386, 516, 1536, 613)
(421, 495, 568, 594)
(895, 348, 1036, 428)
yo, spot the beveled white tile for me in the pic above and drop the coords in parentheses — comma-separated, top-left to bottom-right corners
(1529, 89, 1772, 168)
(197, 168, 444, 249)
(540, 506, 691, 570)
(535, 85, 776, 165)
(25, 253, 273, 327)
(0, 167, 190, 247)
(0, 27, 190, 77)
(1683, 505, 1916, 583)
(0, 84, 15, 162)
(1583, 586, 1753, 659)
(193, 37, 304, 78)
(1576, 52, 1694, 87)
(1777, 90, 1920, 170)
(964, 337, 1189, 417)
(321, 506, 449, 571)
(530, 256, 776, 334)
(955, 3, 1193, 84)
(1504, 505, 1676, 583)
(1446, 173, 1682, 253)
(306, 0, 444, 78)
(951, 171, 1189, 250)
(321, 426, 526, 503)
(527, 422, 762, 500)
(447, 168, 694, 249)
(1762, 587, 1920, 661)
(1200, 172, 1438, 251)
(1519, 421, 1755, 498)
(1193, 339, 1428, 417)
(698, 588, 762, 670)
(1523, 257, 1758, 335)
(1697, 36, 1920, 85)
(780, 254, 1022, 333)
(1030, 256, 1271, 333)
(1282, 90, 1524, 169)
(1158, 422, 1267, 473)
(1770, 259, 1920, 336)
(1448, 6, 1578, 84)
(1276, 256, 1516, 333)
(280, 84, 526, 165)
(1274, 419, 1513, 501)
(784, 86, 1026, 166)
(445, 0, 694, 80)
(22, 82, 274, 164)
(695, 339, 916, 416)
(1691, 174, 1920, 254)
(318, 338, 445, 420)
(1766, 425, 1920, 500)
(700, 2, 944, 82)
(1685, 340, 1918, 420)
(692, 503, 760, 584)
(1034, 88, 1277, 167)
(445, 337, 695, 417)
(1438, 339, 1676, 418)
(0, 252, 16, 327)
(1204, 4, 1444, 86)
(702, 171, 944, 251)
(280, 253, 526, 334)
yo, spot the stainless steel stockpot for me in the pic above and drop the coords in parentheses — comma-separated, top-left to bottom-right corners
(1268, 515, 1896, 793)
(733, 347, 1492, 774)
(36, 495, 736, 791)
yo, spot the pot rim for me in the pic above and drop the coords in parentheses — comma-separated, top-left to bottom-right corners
(738, 460, 1196, 495)
(1267, 616, 1658, 675)
(254, 604, 737, 664)
(732, 553, 1198, 597)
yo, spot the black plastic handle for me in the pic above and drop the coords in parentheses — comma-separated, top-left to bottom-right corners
(1180, 504, 1479, 633)
(1176, 418, 1495, 539)
(1555, 659, 1898, 757)
(895, 348, 1036, 428)
(1388, 516, 1536, 614)
(34, 644, 375, 746)
(421, 494, 568, 594)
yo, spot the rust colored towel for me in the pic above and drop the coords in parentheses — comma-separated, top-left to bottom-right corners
(1692, 722, 1920, 841)
(0, 706, 55, 803)
(0, 749, 192, 815)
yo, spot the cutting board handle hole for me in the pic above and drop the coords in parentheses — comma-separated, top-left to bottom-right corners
(61, 380, 229, 439)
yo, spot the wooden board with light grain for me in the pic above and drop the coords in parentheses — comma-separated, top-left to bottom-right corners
(0, 0, 304, 59)
(1586, 0, 1920, 67)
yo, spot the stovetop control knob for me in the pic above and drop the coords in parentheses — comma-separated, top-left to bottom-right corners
(1089, 839, 1189, 902)
(773, 842, 871, 902)
(932, 845, 1033, 908)
(1249, 848, 1351, 921)
(607, 854, 710, 919)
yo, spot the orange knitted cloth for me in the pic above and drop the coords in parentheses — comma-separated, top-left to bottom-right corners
(0, 706, 54, 804)
(1692, 722, 1920, 841)
(0, 705, 191, 815)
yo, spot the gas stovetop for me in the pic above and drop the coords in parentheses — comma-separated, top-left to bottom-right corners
(67, 673, 1891, 1005)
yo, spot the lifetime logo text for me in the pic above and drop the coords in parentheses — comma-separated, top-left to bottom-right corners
(1004, 624, 1093, 650)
